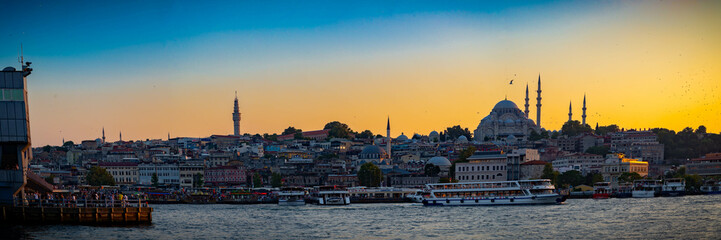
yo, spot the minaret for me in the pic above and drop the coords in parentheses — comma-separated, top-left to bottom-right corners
(536, 75, 542, 127)
(582, 94, 587, 126)
(102, 127, 106, 144)
(524, 83, 530, 118)
(386, 117, 391, 159)
(119, 131, 122, 142)
(232, 91, 241, 136)
(568, 101, 573, 122)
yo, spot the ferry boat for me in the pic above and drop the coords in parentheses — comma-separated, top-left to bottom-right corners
(277, 187, 306, 206)
(312, 186, 350, 205)
(406, 189, 426, 203)
(347, 187, 419, 203)
(700, 180, 721, 194)
(592, 182, 611, 199)
(421, 179, 565, 206)
(661, 178, 686, 197)
(613, 183, 633, 198)
(632, 180, 662, 198)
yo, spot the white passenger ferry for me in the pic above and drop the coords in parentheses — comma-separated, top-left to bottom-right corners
(422, 179, 565, 206)
(632, 180, 662, 198)
(312, 186, 350, 205)
(277, 187, 306, 206)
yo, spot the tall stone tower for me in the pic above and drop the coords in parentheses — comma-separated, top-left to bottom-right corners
(582, 94, 587, 126)
(524, 83, 530, 118)
(102, 127, 105, 143)
(232, 91, 241, 136)
(568, 101, 573, 122)
(536, 75, 542, 128)
(386, 117, 391, 159)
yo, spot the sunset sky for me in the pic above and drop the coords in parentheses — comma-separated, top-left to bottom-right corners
(1, 1, 720, 146)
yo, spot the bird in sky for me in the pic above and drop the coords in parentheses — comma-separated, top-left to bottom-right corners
(509, 79, 514, 85)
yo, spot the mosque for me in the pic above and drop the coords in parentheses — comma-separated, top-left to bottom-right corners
(473, 75, 588, 142)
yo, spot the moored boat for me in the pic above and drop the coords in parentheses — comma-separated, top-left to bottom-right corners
(701, 180, 721, 194)
(277, 187, 306, 206)
(632, 180, 661, 198)
(312, 186, 350, 205)
(661, 178, 686, 197)
(421, 179, 565, 206)
(592, 182, 611, 199)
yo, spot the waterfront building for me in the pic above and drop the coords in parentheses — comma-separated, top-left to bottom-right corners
(277, 129, 330, 141)
(455, 151, 507, 182)
(179, 160, 205, 188)
(207, 150, 233, 168)
(388, 173, 439, 188)
(610, 131, 664, 164)
(520, 160, 547, 180)
(98, 162, 138, 185)
(687, 153, 721, 176)
(204, 165, 246, 186)
(326, 174, 359, 187)
(138, 163, 180, 186)
(552, 153, 605, 174)
(506, 149, 540, 180)
(600, 154, 648, 186)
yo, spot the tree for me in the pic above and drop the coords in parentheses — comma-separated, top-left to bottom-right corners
(253, 173, 263, 187)
(561, 120, 593, 137)
(263, 133, 278, 141)
(271, 173, 283, 188)
(324, 121, 353, 139)
(151, 172, 159, 187)
(193, 173, 204, 188)
(585, 145, 610, 156)
(357, 130, 374, 139)
(445, 125, 472, 141)
(618, 172, 642, 183)
(424, 164, 441, 177)
(557, 170, 584, 188)
(541, 163, 559, 185)
(595, 124, 620, 136)
(529, 130, 542, 141)
(282, 127, 302, 135)
(584, 173, 604, 185)
(86, 166, 116, 186)
(358, 163, 383, 187)
(695, 125, 707, 134)
(294, 132, 304, 140)
(63, 141, 75, 147)
(684, 174, 703, 192)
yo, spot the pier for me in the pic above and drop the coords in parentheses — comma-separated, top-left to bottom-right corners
(1, 198, 152, 224)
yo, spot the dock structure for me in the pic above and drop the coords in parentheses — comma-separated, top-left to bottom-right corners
(1, 198, 153, 224)
(1, 206, 153, 224)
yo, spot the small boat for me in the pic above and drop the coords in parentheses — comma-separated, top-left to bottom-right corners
(312, 186, 350, 205)
(661, 178, 686, 197)
(592, 182, 611, 199)
(632, 180, 662, 198)
(701, 180, 721, 194)
(422, 179, 565, 206)
(277, 187, 306, 206)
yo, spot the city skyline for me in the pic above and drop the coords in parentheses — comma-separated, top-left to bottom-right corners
(1, 1, 720, 146)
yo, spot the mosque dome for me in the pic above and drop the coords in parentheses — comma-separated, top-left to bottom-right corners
(427, 156, 452, 166)
(397, 133, 409, 141)
(493, 100, 520, 111)
(360, 145, 387, 159)
(428, 131, 440, 141)
(456, 135, 468, 143)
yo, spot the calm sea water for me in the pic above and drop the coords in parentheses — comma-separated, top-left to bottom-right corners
(4, 195, 721, 239)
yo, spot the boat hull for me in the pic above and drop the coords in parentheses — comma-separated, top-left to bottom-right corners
(278, 200, 305, 206)
(422, 194, 564, 206)
(660, 191, 686, 197)
(632, 190, 656, 198)
(592, 193, 610, 199)
(317, 196, 350, 205)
